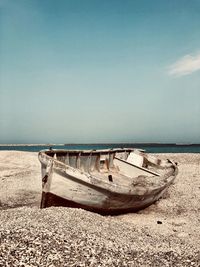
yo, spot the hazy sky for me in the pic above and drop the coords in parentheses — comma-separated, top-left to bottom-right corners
(1, 0, 200, 143)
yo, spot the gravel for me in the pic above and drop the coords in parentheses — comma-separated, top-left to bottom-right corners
(0, 152, 200, 266)
(0, 207, 199, 267)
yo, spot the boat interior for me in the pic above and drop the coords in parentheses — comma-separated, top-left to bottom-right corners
(43, 149, 167, 186)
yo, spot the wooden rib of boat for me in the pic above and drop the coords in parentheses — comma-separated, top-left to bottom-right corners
(38, 148, 178, 215)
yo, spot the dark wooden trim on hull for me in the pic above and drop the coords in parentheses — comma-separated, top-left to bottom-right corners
(40, 192, 154, 215)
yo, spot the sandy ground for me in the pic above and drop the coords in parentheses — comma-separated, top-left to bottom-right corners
(0, 151, 200, 266)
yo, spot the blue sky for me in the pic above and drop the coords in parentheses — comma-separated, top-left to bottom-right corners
(1, 0, 200, 143)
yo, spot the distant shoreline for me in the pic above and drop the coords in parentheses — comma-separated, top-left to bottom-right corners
(0, 143, 200, 147)
(0, 144, 62, 146)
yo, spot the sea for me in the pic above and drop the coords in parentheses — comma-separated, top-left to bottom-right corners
(0, 144, 200, 153)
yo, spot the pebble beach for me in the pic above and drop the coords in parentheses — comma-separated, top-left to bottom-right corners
(0, 151, 200, 266)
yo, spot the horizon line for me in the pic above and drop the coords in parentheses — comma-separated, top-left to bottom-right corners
(0, 142, 200, 146)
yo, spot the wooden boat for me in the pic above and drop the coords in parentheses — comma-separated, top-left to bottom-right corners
(38, 148, 178, 215)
